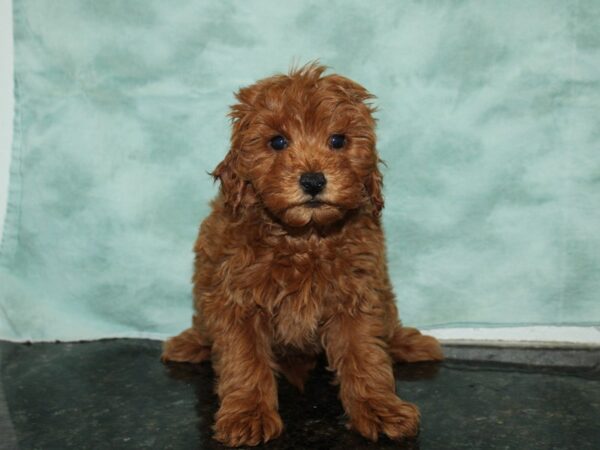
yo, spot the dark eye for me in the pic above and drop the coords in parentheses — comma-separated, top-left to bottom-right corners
(269, 135, 288, 151)
(329, 134, 346, 149)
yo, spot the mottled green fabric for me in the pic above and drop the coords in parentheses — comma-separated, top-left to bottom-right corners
(1, 0, 599, 340)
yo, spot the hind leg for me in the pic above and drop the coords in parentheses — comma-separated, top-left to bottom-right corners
(161, 327, 211, 363)
(388, 326, 443, 363)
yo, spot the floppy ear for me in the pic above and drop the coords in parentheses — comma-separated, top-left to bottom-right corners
(325, 76, 381, 215)
(366, 161, 384, 217)
(211, 150, 247, 214)
(212, 89, 258, 214)
(325, 76, 381, 216)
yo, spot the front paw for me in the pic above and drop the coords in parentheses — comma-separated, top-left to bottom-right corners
(213, 403, 283, 447)
(349, 396, 420, 441)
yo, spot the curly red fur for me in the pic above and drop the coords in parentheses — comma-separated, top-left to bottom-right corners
(162, 63, 443, 447)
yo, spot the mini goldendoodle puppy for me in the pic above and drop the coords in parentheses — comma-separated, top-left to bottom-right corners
(162, 63, 442, 447)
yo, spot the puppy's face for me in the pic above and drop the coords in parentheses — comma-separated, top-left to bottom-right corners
(215, 65, 383, 227)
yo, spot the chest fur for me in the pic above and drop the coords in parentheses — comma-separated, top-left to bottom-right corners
(266, 246, 334, 348)
(216, 221, 383, 348)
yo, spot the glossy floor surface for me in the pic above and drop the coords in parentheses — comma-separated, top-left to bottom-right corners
(1, 340, 599, 449)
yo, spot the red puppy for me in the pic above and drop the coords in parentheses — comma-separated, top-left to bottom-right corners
(162, 63, 442, 447)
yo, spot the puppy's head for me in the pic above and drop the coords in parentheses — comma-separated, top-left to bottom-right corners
(214, 63, 383, 227)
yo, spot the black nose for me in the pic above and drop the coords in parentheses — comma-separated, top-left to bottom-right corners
(299, 172, 327, 196)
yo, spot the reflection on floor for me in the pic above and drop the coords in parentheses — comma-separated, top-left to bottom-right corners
(1, 339, 599, 449)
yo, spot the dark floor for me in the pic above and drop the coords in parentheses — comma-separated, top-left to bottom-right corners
(0, 340, 599, 450)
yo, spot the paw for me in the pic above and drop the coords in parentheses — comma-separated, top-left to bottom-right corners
(213, 404, 283, 447)
(349, 397, 420, 441)
(160, 328, 211, 363)
(390, 327, 443, 363)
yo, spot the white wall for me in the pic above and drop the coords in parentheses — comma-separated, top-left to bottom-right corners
(0, 0, 13, 241)
(0, 1, 597, 345)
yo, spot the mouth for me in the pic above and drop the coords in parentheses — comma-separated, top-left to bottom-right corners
(276, 199, 347, 227)
(304, 199, 324, 208)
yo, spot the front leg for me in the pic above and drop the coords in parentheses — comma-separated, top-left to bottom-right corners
(211, 311, 282, 447)
(323, 312, 420, 441)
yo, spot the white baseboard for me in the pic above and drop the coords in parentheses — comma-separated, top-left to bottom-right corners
(426, 326, 600, 345)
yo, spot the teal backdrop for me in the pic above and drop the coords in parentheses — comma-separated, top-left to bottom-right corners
(1, 0, 599, 340)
